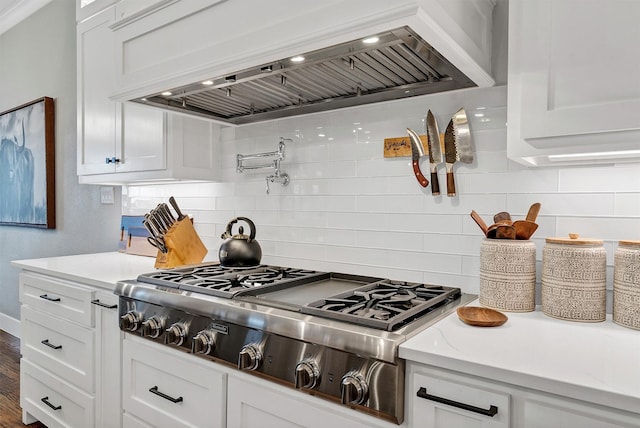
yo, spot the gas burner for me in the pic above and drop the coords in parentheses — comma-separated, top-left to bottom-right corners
(237, 267, 318, 287)
(304, 281, 461, 331)
(137, 264, 323, 298)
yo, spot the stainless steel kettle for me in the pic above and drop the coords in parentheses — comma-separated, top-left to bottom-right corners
(218, 217, 262, 267)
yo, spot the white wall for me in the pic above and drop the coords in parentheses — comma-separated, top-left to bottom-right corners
(0, 0, 122, 332)
(123, 84, 640, 303)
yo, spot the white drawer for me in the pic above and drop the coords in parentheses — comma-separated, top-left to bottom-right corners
(123, 412, 154, 428)
(123, 336, 226, 428)
(411, 369, 511, 428)
(20, 272, 94, 327)
(21, 359, 94, 428)
(21, 305, 95, 392)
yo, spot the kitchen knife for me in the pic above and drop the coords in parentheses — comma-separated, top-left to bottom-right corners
(425, 110, 442, 195)
(443, 107, 473, 197)
(169, 196, 186, 221)
(407, 128, 428, 187)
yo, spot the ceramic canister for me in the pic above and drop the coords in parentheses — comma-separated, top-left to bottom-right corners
(541, 234, 606, 322)
(479, 238, 537, 312)
(613, 240, 640, 330)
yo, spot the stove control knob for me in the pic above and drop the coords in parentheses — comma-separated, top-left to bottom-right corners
(165, 323, 187, 346)
(238, 344, 262, 371)
(294, 360, 320, 389)
(141, 317, 164, 338)
(120, 312, 141, 331)
(340, 371, 369, 405)
(192, 330, 216, 355)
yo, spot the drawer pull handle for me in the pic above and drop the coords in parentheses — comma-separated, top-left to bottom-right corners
(41, 396, 62, 411)
(41, 339, 62, 350)
(39, 294, 60, 302)
(91, 299, 118, 309)
(149, 386, 183, 403)
(417, 387, 498, 417)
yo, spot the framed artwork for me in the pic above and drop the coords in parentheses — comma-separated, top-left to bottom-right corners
(0, 97, 55, 228)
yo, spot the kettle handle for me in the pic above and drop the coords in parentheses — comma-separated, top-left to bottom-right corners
(222, 217, 257, 241)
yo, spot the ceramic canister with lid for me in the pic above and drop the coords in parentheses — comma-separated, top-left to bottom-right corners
(541, 234, 606, 322)
(613, 240, 640, 330)
(479, 238, 537, 312)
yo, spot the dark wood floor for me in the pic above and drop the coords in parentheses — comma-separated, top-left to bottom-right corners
(0, 330, 47, 428)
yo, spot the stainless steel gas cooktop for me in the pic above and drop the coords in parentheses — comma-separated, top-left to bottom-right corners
(117, 263, 474, 424)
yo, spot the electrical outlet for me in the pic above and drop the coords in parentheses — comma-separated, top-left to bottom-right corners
(100, 186, 115, 204)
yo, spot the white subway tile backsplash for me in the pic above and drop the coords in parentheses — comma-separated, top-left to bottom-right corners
(614, 193, 640, 216)
(555, 217, 640, 242)
(123, 85, 640, 296)
(558, 163, 640, 192)
(509, 193, 615, 217)
(356, 230, 423, 251)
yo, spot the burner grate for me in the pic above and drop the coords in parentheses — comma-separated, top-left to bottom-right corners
(137, 264, 322, 298)
(303, 281, 461, 331)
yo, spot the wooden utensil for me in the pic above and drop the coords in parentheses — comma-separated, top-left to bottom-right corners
(526, 202, 541, 222)
(493, 211, 511, 224)
(470, 210, 489, 236)
(457, 306, 508, 327)
(513, 220, 539, 240)
(486, 223, 516, 239)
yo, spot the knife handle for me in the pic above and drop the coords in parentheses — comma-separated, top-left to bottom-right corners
(430, 171, 440, 195)
(413, 160, 429, 187)
(446, 171, 456, 197)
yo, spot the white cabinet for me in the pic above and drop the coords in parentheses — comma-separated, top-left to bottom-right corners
(521, 392, 640, 428)
(507, 0, 640, 166)
(407, 362, 640, 428)
(122, 335, 227, 428)
(227, 374, 393, 428)
(77, 5, 220, 185)
(410, 366, 510, 428)
(19, 272, 123, 428)
(93, 291, 122, 428)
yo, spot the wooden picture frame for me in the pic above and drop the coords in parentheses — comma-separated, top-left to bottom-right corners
(0, 97, 55, 228)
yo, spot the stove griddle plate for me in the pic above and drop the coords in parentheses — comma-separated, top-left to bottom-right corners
(302, 280, 462, 331)
(236, 273, 384, 308)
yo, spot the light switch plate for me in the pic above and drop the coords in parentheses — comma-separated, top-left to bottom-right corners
(100, 186, 115, 204)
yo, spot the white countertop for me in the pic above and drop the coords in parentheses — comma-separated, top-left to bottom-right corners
(11, 252, 158, 289)
(399, 302, 640, 414)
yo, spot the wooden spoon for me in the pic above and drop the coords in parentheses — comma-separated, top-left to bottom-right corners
(526, 202, 541, 223)
(470, 210, 489, 236)
(513, 220, 539, 240)
(493, 211, 511, 224)
(486, 223, 516, 239)
(457, 306, 508, 327)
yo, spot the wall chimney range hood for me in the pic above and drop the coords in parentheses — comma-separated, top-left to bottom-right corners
(134, 27, 475, 125)
(111, 0, 496, 126)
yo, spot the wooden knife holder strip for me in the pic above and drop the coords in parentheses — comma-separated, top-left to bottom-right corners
(154, 218, 208, 269)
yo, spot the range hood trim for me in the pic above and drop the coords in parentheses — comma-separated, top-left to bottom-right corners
(110, 0, 496, 124)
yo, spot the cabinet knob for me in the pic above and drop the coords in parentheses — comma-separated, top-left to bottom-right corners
(105, 157, 121, 164)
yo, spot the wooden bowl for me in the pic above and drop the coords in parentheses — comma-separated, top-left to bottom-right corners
(457, 306, 508, 327)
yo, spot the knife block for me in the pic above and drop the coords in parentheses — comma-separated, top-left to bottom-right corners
(154, 217, 208, 269)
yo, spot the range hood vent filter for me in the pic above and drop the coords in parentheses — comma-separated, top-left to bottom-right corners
(136, 27, 476, 125)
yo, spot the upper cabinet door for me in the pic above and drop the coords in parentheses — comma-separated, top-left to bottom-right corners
(507, 0, 640, 166)
(77, 6, 118, 176)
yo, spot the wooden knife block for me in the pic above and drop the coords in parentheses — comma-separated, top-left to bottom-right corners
(154, 217, 208, 269)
